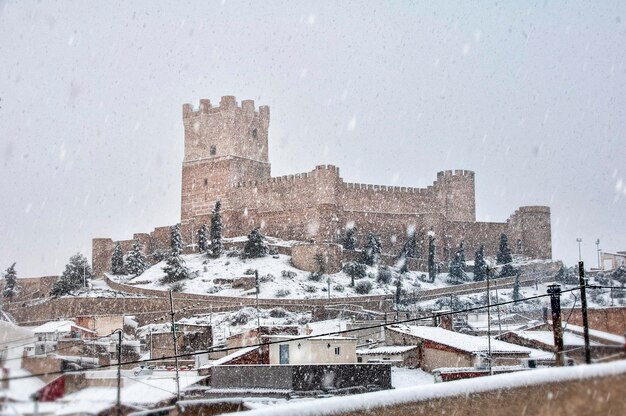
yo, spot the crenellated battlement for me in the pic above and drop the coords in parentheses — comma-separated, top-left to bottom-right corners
(182, 95, 270, 119)
(344, 182, 427, 194)
(436, 169, 475, 179)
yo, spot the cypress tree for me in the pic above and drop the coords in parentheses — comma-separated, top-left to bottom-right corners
(360, 233, 382, 266)
(126, 238, 148, 276)
(474, 244, 487, 282)
(401, 231, 417, 258)
(2, 263, 18, 301)
(428, 234, 436, 283)
(197, 224, 209, 253)
(208, 200, 222, 257)
(111, 242, 125, 275)
(512, 273, 522, 301)
(161, 224, 189, 284)
(448, 243, 466, 284)
(343, 225, 357, 250)
(497, 234, 515, 277)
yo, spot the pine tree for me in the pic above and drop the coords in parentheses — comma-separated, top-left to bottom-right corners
(2, 263, 18, 301)
(360, 233, 382, 266)
(343, 225, 357, 250)
(244, 228, 268, 258)
(512, 273, 522, 301)
(161, 224, 189, 284)
(208, 200, 222, 257)
(111, 242, 125, 275)
(50, 253, 93, 296)
(497, 233, 515, 277)
(126, 238, 148, 276)
(197, 224, 209, 253)
(448, 243, 466, 284)
(428, 234, 436, 283)
(474, 244, 487, 282)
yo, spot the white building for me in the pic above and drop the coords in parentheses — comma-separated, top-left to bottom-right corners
(265, 335, 357, 365)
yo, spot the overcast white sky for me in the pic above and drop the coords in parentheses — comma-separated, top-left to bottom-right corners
(1, 1, 625, 277)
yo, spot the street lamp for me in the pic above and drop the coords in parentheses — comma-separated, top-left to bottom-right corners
(596, 239, 601, 270)
(576, 238, 582, 262)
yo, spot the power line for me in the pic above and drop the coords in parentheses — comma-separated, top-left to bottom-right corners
(0, 288, 579, 384)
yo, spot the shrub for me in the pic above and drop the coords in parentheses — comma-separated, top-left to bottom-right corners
(268, 247, 278, 256)
(333, 284, 345, 292)
(355, 280, 373, 294)
(281, 270, 297, 279)
(227, 249, 242, 257)
(304, 284, 318, 293)
(275, 289, 291, 298)
(230, 308, 254, 326)
(308, 271, 323, 282)
(260, 273, 275, 283)
(343, 262, 366, 280)
(269, 307, 290, 318)
(169, 282, 186, 292)
(206, 285, 220, 294)
(377, 266, 394, 285)
(244, 269, 256, 275)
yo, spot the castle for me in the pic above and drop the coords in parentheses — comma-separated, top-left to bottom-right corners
(92, 95, 552, 276)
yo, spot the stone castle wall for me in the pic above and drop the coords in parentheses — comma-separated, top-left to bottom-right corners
(92, 95, 552, 277)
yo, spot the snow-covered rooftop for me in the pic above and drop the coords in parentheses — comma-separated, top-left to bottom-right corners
(387, 325, 531, 355)
(31, 320, 94, 335)
(356, 345, 418, 355)
(510, 330, 603, 347)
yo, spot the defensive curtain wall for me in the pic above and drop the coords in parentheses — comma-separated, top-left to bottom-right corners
(5, 275, 393, 326)
(92, 97, 551, 278)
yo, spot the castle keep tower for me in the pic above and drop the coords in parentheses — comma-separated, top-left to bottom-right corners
(180, 96, 271, 227)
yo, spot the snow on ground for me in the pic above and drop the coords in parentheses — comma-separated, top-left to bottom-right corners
(391, 367, 434, 389)
(241, 360, 626, 416)
(114, 250, 446, 300)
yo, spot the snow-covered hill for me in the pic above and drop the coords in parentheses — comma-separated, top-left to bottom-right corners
(113, 251, 438, 299)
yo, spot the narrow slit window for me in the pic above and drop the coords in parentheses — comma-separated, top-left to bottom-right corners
(204, 178, 208, 186)
(210, 145, 217, 155)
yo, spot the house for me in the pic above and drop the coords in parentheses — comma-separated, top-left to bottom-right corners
(385, 325, 532, 372)
(601, 251, 626, 270)
(75, 315, 125, 337)
(264, 335, 357, 365)
(356, 345, 419, 368)
(29, 320, 95, 355)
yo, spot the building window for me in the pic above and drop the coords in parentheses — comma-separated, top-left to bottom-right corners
(334, 347, 340, 355)
(357, 357, 362, 363)
(210, 145, 216, 155)
(203, 178, 208, 186)
(252, 128, 258, 139)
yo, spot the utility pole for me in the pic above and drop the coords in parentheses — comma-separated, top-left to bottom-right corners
(578, 261, 592, 364)
(116, 330, 122, 416)
(596, 239, 601, 270)
(327, 277, 331, 304)
(168, 291, 181, 401)
(548, 284, 564, 366)
(486, 266, 493, 375)
(254, 270, 261, 363)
